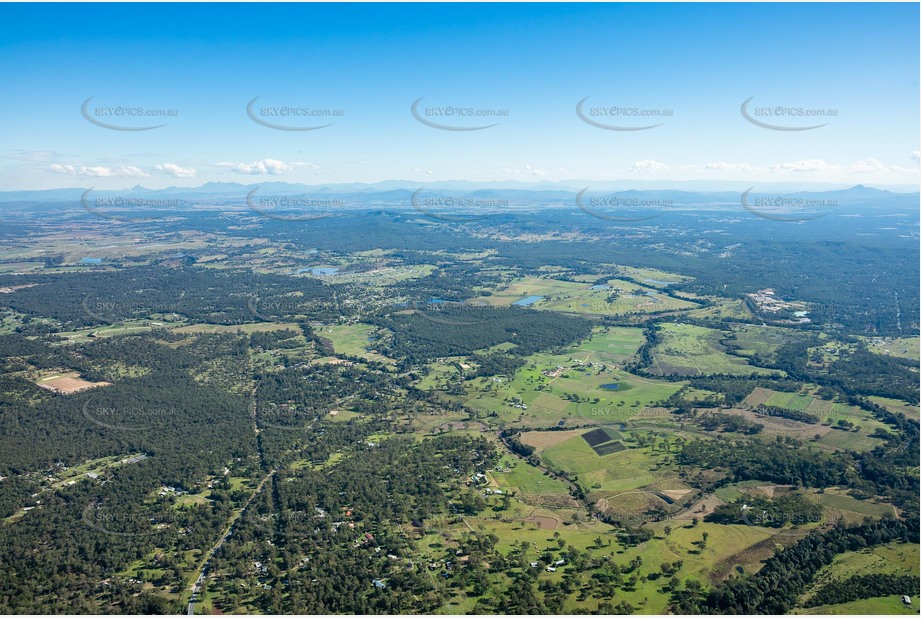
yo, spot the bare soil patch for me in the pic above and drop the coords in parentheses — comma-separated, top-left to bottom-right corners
(674, 494, 725, 520)
(742, 386, 774, 408)
(523, 515, 559, 530)
(659, 489, 694, 501)
(38, 376, 111, 394)
(519, 429, 583, 451)
(753, 484, 790, 499)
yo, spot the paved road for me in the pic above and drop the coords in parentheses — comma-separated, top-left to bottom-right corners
(186, 469, 275, 615)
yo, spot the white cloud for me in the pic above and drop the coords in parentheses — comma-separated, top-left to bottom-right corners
(156, 163, 197, 178)
(49, 164, 149, 178)
(495, 164, 547, 177)
(768, 159, 836, 173)
(121, 166, 150, 178)
(849, 158, 886, 173)
(83, 166, 116, 178)
(703, 162, 756, 173)
(525, 164, 546, 177)
(849, 158, 914, 174)
(215, 158, 293, 175)
(630, 160, 670, 173)
(909, 150, 920, 163)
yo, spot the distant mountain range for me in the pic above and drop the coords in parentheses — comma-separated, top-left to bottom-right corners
(0, 180, 915, 206)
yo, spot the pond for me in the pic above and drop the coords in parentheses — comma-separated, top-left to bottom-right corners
(513, 295, 544, 306)
(296, 267, 339, 276)
(643, 278, 679, 285)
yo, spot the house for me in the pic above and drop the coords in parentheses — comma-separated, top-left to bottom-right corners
(372, 579, 387, 589)
(903, 596, 912, 605)
(529, 562, 539, 568)
(546, 566, 557, 572)
(554, 559, 565, 566)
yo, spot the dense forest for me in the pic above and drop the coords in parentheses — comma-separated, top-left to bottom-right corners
(0, 266, 339, 330)
(373, 306, 593, 366)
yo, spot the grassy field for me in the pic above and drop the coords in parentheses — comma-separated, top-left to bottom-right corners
(56, 319, 185, 343)
(793, 595, 919, 615)
(863, 336, 920, 361)
(448, 327, 682, 427)
(171, 322, 302, 334)
(816, 427, 886, 453)
(869, 396, 920, 421)
(649, 323, 779, 377)
(684, 298, 754, 321)
(472, 276, 698, 316)
(414, 357, 472, 391)
(319, 322, 395, 365)
(813, 489, 898, 523)
(811, 542, 918, 581)
(765, 390, 815, 412)
(741, 387, 887, 453)
(712, 480, 769, 503)
(723, 323, 803, 359)
(420, 486, 788, 615)
(490, 456, 570, 495)
(614, 266, 693, 285)
(580, 326, 646, 364)
(542, 435, 659, 494)
(464, 364, 682, 427)
(603, 519, 782, 612)
(539, 278, 698, 316)
(796, 542, 919, 610)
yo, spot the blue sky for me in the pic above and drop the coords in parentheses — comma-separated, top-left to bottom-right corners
(0, 2, 918, 190)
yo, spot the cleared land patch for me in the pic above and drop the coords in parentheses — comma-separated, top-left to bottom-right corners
(36, 372, 111, 394)
(519, 429, 583, 452)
